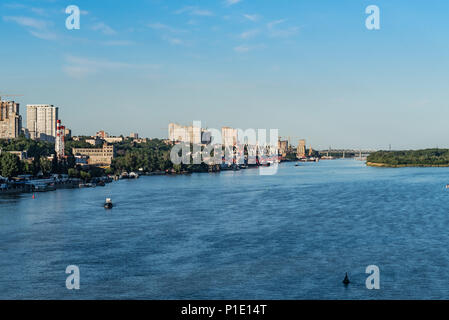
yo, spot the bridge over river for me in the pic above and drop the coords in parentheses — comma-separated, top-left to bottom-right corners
(317, 149, 376, 159)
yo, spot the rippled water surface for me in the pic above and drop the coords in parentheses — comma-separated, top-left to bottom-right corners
(2, 159, 449, 299)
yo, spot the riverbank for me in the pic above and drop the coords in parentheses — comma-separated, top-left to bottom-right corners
(0, 176, 113, 195)
(367, 149, 449, 168)
(367, 162, 449, 168)
(1, 159, 308, 195)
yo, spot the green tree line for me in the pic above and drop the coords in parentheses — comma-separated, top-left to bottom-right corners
(367, 149, 449, 166)
(0, 137, 214, 179)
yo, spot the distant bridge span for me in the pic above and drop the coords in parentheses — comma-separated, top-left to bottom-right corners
(317, 149, 376, 158)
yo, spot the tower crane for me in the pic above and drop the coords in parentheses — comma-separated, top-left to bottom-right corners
(0, 93, 24, 102)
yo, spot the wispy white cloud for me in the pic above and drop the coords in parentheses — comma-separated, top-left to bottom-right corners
(29, 29, 57, 40)
(4, 3, 49, 16)
(225, 0, 243, 6)
(6, 3, 87, 17)
(147, 22, 186, 33)
(243, 14, 260, 22)
(3, 15, 57, 40)
(267, 19, 299, 38)
(147, 22, 188, 45)
(192, 9, 213, 16)
(269, 26, 299, 38)
(30, 7, 46, 16)
(3, 3, 26, 9)
(267, 19, 287, 29)
(3, 15, 47, 29)
(58, 7, 89, 15)
(162, 36, 184, 45)
(66, 56, 137, 70)
(232, 18, 297, 53)
(63, 55, 160, 79)
(234, 43, 265, 54)
(175, 6, 213, 16)
(239, 29, 259, 39)
(63, 65, 92, 79)
(234, 45, 250, 53)
(91, 22, 116, 35)
(101, 40, 136, 46)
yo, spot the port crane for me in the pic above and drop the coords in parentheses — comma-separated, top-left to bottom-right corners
(0, 93, 24, 102)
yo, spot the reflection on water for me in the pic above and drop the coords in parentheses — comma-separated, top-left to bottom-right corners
(1, 160, 449, 299)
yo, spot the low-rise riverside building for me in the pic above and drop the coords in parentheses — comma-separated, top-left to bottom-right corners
(6, 150, 28, 160)
(85, 136, 103, 146)
(104, 136, 124, 144)
(95, 130, 124, 144)
(72, 144, 115, 166)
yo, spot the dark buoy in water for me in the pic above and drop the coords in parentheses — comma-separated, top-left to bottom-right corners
(104, 198, 113, 209)
(342, 272, 350, 285)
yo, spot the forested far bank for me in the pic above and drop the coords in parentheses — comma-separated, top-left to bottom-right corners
(367, 149, 449, 167)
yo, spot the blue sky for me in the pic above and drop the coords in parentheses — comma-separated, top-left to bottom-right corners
(1, 0, 449, 149)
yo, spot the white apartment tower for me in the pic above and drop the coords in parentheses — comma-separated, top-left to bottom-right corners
(27, 104, 59, 142)
(168, 123, 202, 144)
(221, 127, 238, 147)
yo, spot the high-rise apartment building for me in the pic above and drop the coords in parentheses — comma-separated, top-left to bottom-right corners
(221, 127, 238, 147)
(26, 104, 58, 141)
(0, 99, 22, 139)
(297, 139, 306, 158)
(168, 123, 202, 144)
(278, 139, 289, 158)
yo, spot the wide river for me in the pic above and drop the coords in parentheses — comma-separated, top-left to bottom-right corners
(2, 159, 449, 299)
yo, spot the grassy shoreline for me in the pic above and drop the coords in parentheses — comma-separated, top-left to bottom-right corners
(366, 161, 449, 168)
(367, 149, 449, 168)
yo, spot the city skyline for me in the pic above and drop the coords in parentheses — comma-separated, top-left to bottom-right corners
(1, 0, 449, 150)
